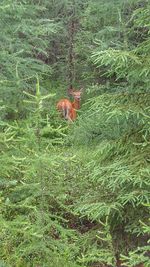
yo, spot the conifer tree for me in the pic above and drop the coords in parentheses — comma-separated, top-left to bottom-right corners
(0, 0, 150, 266)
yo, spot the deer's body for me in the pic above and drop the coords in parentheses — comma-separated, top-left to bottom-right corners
(57, 98, 76, 121)
(57, 89, 82, 121)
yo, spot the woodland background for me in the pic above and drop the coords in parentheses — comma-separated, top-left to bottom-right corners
(0, 0, 150, 266)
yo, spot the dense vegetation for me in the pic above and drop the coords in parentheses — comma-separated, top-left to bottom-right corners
(0, 0, 150, 266)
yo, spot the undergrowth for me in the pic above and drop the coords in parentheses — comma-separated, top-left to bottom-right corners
(0, 0, 150, 266)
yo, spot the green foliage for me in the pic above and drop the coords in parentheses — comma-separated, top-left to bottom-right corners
(1, 0, 150, 266)
(0, 0, 58, 119)
(0, 81, 80, 266)
(66, 3, 150, 264)
(121, 204, 150, 267)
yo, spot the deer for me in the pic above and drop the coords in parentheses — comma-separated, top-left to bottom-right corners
(57, 87, 83, 122)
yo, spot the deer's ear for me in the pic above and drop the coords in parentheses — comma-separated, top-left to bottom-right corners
(68, 88, 74, 96)
(80, 87, 84, 93)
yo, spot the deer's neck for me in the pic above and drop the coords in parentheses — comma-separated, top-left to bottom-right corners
(72, 99, 80, 109)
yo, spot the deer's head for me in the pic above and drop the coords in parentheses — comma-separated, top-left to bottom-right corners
(68, 87, 83, 101)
